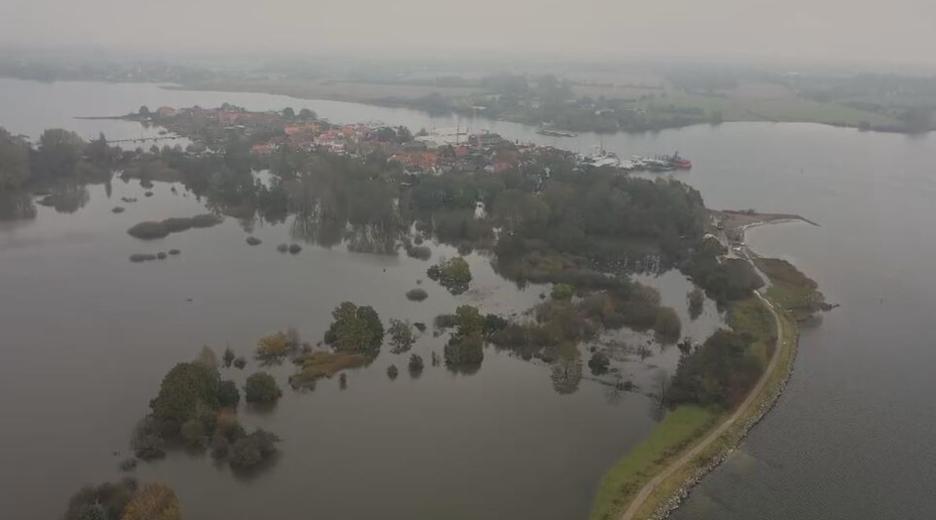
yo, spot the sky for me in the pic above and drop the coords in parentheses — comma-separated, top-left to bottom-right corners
(3, 0, 936, 66)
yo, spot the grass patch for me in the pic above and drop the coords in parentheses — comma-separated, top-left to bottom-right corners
(590, 405, 719, 520)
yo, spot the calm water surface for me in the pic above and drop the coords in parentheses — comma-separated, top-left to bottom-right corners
(0, 78, 723, 520)
(3, 77, 936, 519)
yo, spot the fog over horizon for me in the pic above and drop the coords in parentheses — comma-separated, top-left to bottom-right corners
(3, 0, 936, 68)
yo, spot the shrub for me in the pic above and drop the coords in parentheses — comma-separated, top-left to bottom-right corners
(246, 236, 262, 246)
(288, 244, 302, 254)
(653, 307, 682, 344)
(405, 288, 428, 301)
(217, 380, 240, 408)
(130, 417, 165, 460)
(244, 372, 281, 404)
(387, 364, 399, 380)
(127, 221, 169, 240)
(426, 257, 472, 295)
(233, 356, 246, 369)
(406, 244, 432, 260)
(180, 418, 207, 448)
(588, 352, 610, 375)
(121, 483, 181, 520)
(688, 287, 705, 320)
(408, 354, 424, 376)
(63, 478, 137, 520)
(229, 429, 280, 470)
(388, 319, 415, 354)
(256, 331, 293, 361)
(551, 283, 574, 301)
(222, 347, 235, 368)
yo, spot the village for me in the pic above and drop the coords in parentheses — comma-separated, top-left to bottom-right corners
(135, 104, 580, 177)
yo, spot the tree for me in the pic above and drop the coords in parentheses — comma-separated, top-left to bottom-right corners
(121, 483, 181, 520)
(388, 319, 415, 354)
(426, 257, 472, 295)
(149, 362, 220, 433)
(0, 127, 31, 189)
(138, 106, 151, 116)
(443, 305, 485, 371)
(324, 302, 384, 353)
(688, 287, 705, 320)
(222, 347, 235, 368)
(298, 108, 316, 120)
(244, 372, 281, 404)
(282, 107, 295, 119)
(36, 128, 85, 178)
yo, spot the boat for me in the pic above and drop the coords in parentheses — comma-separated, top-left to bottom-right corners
(582, 145, 621, 168)
(536, 128, 578, 138)
(668, 151, 692, 169)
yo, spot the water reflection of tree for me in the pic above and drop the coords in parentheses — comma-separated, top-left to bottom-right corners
(549, 343, 583, 394)
(37, 181, 90, 214)
(0, 190, 36, 221)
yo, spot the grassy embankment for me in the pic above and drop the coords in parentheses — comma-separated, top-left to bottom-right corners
(589, 256, 822, 520)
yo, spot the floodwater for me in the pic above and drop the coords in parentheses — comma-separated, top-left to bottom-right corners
(0, 78, 721, 520)
(3, 76, 936, 519)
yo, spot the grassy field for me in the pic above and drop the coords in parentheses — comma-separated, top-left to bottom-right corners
(590, 405, 720, 520)
(638, 83, 900, 128)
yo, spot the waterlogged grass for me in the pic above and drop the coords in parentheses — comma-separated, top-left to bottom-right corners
(289, 351, 372, 387)
(753, 257, 826, 321)
(590, 405, 719, 520)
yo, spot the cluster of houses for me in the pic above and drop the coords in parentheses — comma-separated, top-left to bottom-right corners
(148, 105, 565, 175)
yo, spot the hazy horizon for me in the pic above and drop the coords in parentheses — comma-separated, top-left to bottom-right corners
(3, 0, 936, 69)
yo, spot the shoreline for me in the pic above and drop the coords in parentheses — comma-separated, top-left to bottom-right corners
(601, 215, 808, 520)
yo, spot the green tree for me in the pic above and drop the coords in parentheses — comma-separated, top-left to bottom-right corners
(149, 362, 220, 432)
(36, 128, 85, 178)
(0, 127, 31, 189)
(324, 302, 384, 353)
(282, 107, 295, 119)
(388, 319, 415, 354)
(427, 257, 472, 295)
(244, 372, 281, 404)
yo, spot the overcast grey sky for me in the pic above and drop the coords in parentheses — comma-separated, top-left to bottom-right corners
(3, 0, 936, 66)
